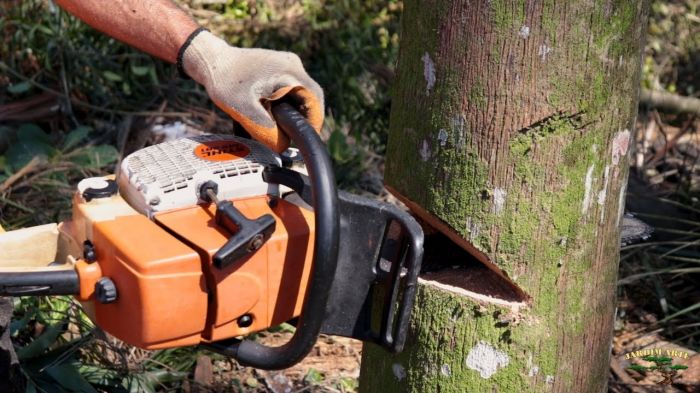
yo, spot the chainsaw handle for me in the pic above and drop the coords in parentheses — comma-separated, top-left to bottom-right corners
(209, 102, 339, 370)
(0, 269, 79, 296)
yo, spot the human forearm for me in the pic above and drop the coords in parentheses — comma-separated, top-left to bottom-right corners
(54, 0, 198, 63)
(54, 0, 325, 152)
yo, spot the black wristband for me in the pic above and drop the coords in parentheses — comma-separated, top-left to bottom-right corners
(177, 27, 209, 79)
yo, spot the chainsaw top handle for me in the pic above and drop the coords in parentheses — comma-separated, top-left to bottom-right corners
(207, 102, 340, 370)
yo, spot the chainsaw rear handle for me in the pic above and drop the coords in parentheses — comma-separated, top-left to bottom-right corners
(205, 102, 340, 370)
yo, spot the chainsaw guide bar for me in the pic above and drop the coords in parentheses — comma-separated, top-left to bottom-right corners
(0, 104, 424, 370)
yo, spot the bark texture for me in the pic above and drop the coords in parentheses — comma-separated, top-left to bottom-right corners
(0, 297, 24, 393)
(360, 1, 649, 392)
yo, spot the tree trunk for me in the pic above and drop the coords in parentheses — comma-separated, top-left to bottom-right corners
(360, 1, 649, 392)
(0, 297, 24, 393)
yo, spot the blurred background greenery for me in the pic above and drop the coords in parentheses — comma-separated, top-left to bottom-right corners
(0, 0, 402, 230)
(1, 0, 699, 392)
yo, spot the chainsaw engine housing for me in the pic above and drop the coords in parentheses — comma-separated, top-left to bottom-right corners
(68, 135, 315, 349)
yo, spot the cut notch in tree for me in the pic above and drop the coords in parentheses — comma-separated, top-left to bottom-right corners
(398, 188, 529, 307)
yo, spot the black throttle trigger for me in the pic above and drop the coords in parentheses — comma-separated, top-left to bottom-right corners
(199, 181, 276, 269)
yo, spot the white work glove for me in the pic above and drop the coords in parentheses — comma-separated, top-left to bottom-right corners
(181, 30, 324, 152)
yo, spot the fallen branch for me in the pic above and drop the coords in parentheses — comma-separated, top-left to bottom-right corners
(640, 89, 700, 116)
(0, 157, 43, 193)
(646, 112, 696, 166)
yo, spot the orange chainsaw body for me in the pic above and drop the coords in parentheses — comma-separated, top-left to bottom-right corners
(67, 188, 315, 349)
(0, 112, 425, 370)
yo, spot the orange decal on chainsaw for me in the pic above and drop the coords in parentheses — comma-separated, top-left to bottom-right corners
(194, 140, 250, 161)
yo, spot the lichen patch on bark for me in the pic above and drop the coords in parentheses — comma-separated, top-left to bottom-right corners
(538, 44, 552, 61)
(581, 164, 596, 214)
(465, 341, 510, 379)
(392, 363, 406, 381)
(492, 187, 507, 214)
(441, 364, 452, 377)
(528, 366, 540, 377)
(419, 139, 431, 161)
(421, 52, 436, 94)
(438, 128, 448, 146)
(519, 25, 530, 39)
(612, 129, 631, 165)
(598, 165, 611, 222)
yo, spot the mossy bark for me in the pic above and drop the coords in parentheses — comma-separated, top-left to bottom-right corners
(360, 1, 649, 392)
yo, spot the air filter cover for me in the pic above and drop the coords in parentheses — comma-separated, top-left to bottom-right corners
(117, 135, 281, 216)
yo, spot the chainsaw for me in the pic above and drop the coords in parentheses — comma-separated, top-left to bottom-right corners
(0, 103, 424, 370)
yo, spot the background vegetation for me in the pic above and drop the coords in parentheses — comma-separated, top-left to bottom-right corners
(0, 0, 698, 391)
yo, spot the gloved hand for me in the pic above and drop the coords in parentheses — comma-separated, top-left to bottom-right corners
(181, 30, 324, 152)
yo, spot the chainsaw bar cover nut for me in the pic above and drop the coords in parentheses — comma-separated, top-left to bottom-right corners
(237, 314, 253, 328)
(95, 277, 118, 304)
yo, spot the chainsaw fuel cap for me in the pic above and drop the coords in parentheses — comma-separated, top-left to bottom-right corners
(78, 177, 118, 202)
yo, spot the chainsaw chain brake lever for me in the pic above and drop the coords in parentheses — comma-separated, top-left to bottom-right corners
(198, 181, 276, 269)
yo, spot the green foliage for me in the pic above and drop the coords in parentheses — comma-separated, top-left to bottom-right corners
(304, 367, 325, 384)
(0, 0, 400, 195)
(5, 124, 53, 170)
(622, 7, 700, 340)
(327, 126, 367, 189)
(13, 296, 206, 392)
(620, 191, 700, 349)
(62, 126, 91, 151)
(0, 1, 175, 112)
(337, 376, 359, 392)
(643, 0, 700, 94)
(0, 122, 118, 228)
(12, 297, 96, 392)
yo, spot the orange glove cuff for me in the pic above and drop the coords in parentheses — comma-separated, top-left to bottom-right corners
(217, 86, 324, 153)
